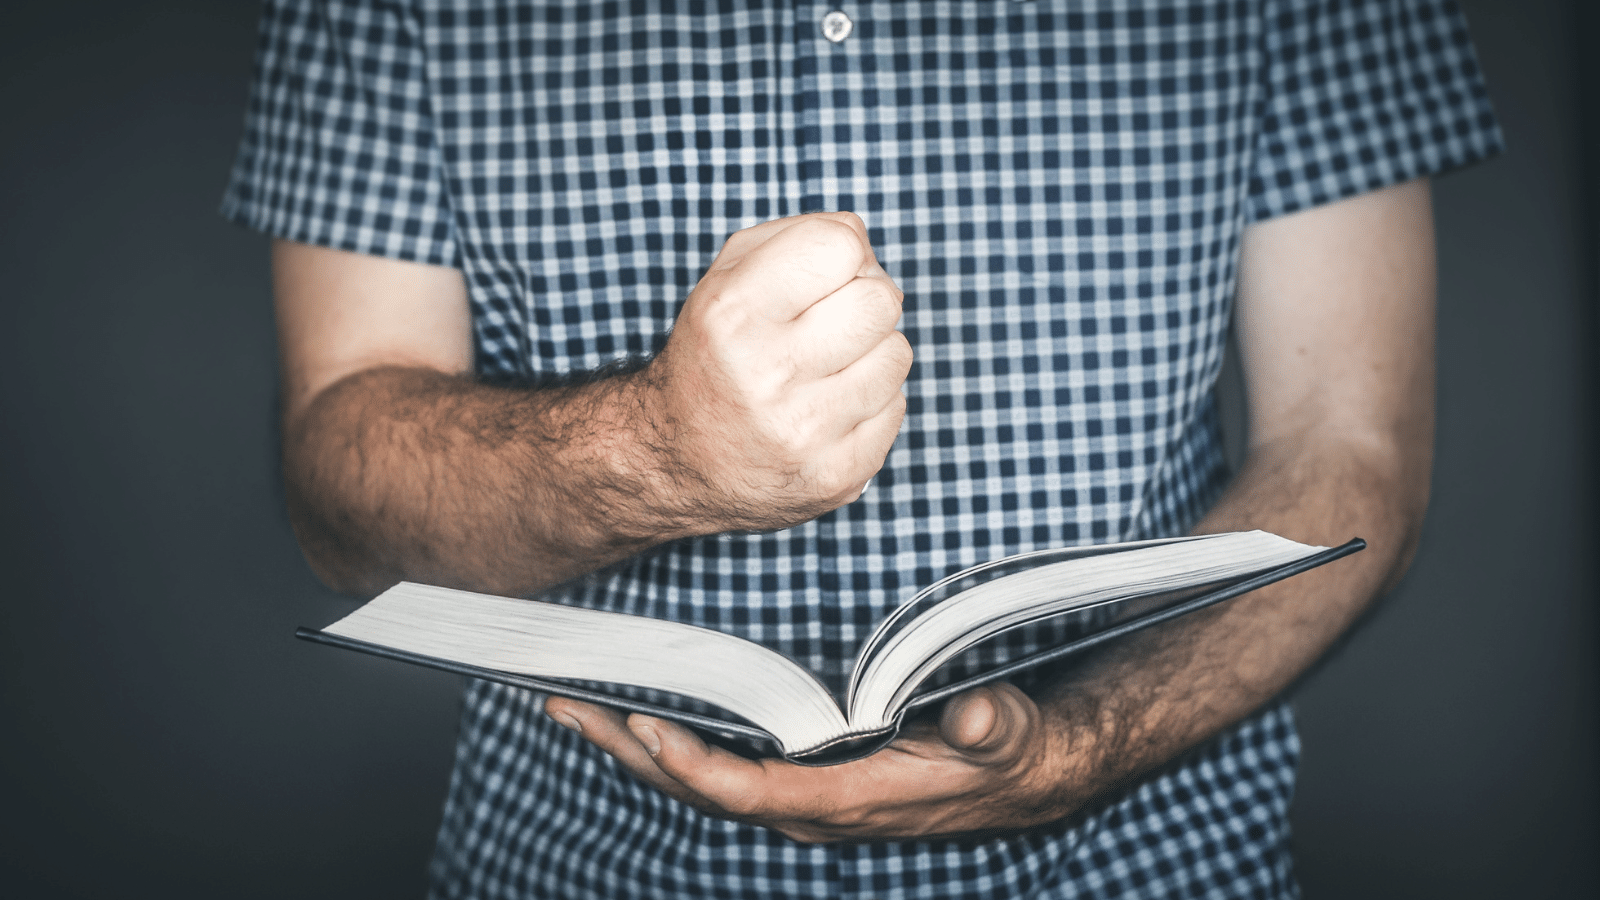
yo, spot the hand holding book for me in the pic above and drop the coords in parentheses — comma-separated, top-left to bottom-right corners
(525, 532, 1364, 842)
(549, 679, 1063, 844)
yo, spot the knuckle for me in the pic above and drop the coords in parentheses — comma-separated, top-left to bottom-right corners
(868, 336, 914, 385)
(725, 220, 770, 248)
(854, 278, 900, 316)
(821, 210, 866, 231)
(694, 275, 740, 310)
(886, 331, 914, 367)
(694, 295, 758, 345)
(800, 219, 866, 266)
(694, 317, 740, 360)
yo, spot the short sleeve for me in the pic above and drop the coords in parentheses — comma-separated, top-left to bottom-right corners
(1247, 0, 1503, 222)
(220, 0, 458, 266)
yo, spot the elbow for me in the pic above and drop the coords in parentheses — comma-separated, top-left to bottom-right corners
(1384, 494, 1428, 596)
(281, 412, 403, 597)
(1349, 428, 1433, 595)
(279, 370, 412, 598)
(1247, 419, 1433, 596)
(284, 484, 399, 598)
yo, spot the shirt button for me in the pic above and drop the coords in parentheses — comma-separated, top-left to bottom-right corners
(821, 10, 853, 43)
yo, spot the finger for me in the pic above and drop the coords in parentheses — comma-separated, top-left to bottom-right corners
(809, 210, 885, 278)
(939, 687, 1000, 750)
(544, 699, 707, 807)
(790, 274, 905, 377)
(728, 217, 869, 322)
(816, 330, 912, 433)
(628, 715, 781, 818)
(819, 379, 906, 484)
(938, 683, 1039, 757)
(712, 216, 808, 268)
(716, 212, 883, 276)
(546, 698, 660, 774)
(639, 715, 846, 821)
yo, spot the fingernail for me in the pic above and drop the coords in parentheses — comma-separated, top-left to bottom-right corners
(550, 712, 582, 734)
(631, 723, 661, 757)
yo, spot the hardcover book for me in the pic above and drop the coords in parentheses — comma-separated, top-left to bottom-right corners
(298, 530, 1362, 765)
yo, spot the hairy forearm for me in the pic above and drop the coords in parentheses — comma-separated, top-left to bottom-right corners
(1033, 427, 1430, 815)
(284, 365, 693, 597)
(278, 214, 908, 599)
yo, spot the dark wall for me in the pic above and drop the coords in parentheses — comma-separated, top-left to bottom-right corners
(1285, 1, 1598, 895)
(0, 2, 1591, 898)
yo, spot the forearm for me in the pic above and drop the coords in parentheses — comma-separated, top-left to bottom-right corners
(544, 183, 1442, 843)
(1034, 426, 1430, 816)
(279, 214, 908, 599)
(285, 364, 693, 597)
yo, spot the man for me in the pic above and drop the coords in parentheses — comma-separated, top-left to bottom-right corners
(225, 1, 1500, 896)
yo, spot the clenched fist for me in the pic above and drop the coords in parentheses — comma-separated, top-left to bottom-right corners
(639, 212, 911, 534)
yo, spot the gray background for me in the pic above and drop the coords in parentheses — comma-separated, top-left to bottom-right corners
(0, 1, 1592, 897)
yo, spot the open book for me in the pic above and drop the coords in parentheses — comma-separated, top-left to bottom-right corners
(298, 531, 1362, 765)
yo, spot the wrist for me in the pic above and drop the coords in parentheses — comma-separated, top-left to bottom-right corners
(593, 364, 720, 544)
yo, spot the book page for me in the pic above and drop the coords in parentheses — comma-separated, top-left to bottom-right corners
(323, 583, 851, 755)
(847, 531, 1323, 726)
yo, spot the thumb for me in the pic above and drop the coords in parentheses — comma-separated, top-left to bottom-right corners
(939, 683, 1036, 755)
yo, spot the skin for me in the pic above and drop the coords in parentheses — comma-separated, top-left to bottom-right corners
(276, 212, 909, 597)
(276, 179, 1436, 843)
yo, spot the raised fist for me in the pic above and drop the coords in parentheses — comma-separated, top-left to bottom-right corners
(640, 212, 911, 534)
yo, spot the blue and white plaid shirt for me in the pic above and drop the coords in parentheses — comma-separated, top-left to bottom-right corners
(225, 1, 1499, 896)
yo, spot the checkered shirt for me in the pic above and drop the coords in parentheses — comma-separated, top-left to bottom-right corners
(224, 1, 1500, 897)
